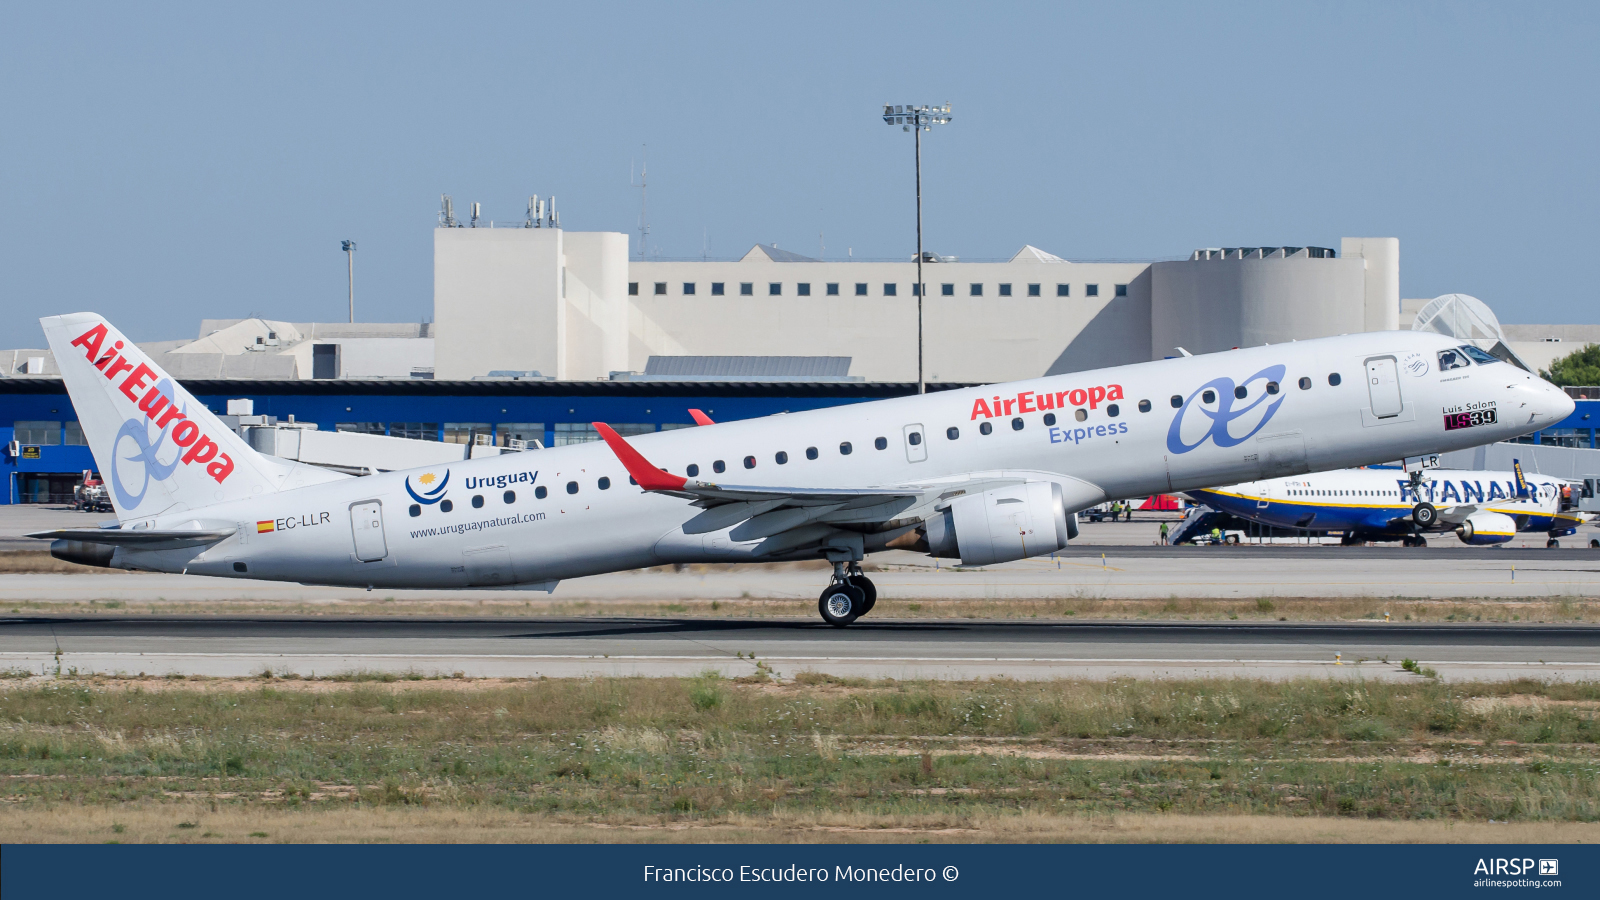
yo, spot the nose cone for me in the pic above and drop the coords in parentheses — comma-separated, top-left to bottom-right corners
(1546, 382, 1577, 422)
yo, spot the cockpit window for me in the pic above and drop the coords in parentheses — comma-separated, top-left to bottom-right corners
(1459, 344, 1500, 365)
(1437, 348, 1470, 371)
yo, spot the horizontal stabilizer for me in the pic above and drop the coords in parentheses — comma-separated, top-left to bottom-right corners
(28, 528, 237, 550)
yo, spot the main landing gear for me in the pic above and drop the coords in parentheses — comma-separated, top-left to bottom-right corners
(817, 561, 876, 627)
(1401, 534, 1428, 548)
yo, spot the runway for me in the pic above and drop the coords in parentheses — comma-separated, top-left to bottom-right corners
(3, 615, 1596, 682)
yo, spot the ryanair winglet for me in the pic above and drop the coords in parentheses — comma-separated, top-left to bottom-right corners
(1513, 459, 1531, 499)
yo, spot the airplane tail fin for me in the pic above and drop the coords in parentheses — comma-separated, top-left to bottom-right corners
(39, 312, 327, 522)
(1513, 458, 1531, 500)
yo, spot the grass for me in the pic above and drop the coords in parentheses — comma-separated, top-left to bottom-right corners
(0, 675, 1596, 842)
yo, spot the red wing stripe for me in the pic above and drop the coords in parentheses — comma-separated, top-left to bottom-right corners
(689, 409, 714, 426)
(592, 423, 689, 491)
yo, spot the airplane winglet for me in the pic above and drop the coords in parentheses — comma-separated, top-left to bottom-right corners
(689, 408, 714, 426)
(592, 422, 688, 491)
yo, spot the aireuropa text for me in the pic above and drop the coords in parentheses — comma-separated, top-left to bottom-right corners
(642, 865, 943, 883)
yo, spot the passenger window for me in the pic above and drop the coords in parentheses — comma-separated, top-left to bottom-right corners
(1328, 373, 1342, 386)
(874, 437, 888, 450)
(503, 490, 515, 504)
(1011, 417, 1024, 431)
(1437, 349, 1470, 371)
(441, 499, 454, 512)
(946, 427, 959, 440)
(1170, 395, 1182, 408)
(1138, 399, 1151, 413)
(743, 456, 756, 469)
(1107, 403, 1119, 417)
(1202, 389, 1216, 404)
(687, 463, 700, 477)
(1298, 377, 1312, 390)
(535, 486, 548, 499)
(1043, 413, 1056, 426)
(598, 477, 611, 489)
(840, 441, 852, 455)
(566, 481, 578, 494)
(1266, 381, 1280, 395)
(1234, 386, 1248, 399)
(409, 504, 421, 517)
(775, 451, 788, 464)
(908, 432, 921, 445)
(1075, 409, 1087, 422)
(979, 422, 993, 435)
(713, 460, 726, 473)
(805, 447, 818, 460)
(472, 494, 484, 508)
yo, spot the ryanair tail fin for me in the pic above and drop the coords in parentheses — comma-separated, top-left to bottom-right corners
(39, 313, 343, 522)
(1513, 458, 1531, 500)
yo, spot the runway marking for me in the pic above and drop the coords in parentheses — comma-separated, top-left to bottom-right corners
(0, 652, 1592, 667)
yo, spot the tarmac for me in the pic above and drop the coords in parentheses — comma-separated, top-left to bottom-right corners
(2, 505, 1597, 681)
(1, 615, 1595, 682)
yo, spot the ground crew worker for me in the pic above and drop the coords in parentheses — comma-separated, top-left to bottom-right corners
(1210, 526, 1222, 544)
(1159, 521, 1169, 544)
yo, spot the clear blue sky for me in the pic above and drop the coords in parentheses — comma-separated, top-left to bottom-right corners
(3, 1, 1596, 348)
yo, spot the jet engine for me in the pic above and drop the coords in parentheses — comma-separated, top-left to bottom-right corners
(1455, 511, 1517, 545)
(924, 482, 1070, 566)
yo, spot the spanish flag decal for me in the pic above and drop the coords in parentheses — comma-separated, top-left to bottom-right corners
(257, 520, 275, 533)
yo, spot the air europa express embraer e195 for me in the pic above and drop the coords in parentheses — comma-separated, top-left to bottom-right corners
(31, 313, 1573, 626)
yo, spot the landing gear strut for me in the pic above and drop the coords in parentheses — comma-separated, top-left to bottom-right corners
(817, 561, 878, 627)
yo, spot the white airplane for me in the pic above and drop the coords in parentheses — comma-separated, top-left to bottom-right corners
(30, 313, 1573, 626)
(1186, 459, 1585, 547)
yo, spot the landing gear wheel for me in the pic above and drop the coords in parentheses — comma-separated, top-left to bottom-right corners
(1341, 533, 1364, 547)
(818, 583, 865, 627)
(845, 574, 876, 615)
(1412, 503, 1438, 528)
(1547, 538, 1560, 549)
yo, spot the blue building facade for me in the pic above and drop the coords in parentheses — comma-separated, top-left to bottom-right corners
(0, 379, 953, 504)
(4, 379, 1598, 505)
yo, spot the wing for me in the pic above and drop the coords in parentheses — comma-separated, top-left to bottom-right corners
(593, 422, 920, 509)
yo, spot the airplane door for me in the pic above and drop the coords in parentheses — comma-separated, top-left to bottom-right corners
(349, 501, 388, 562)
(1365, 357, 1403, 418)
(463, 544, 516, 586)
(903, 424, 927, 462)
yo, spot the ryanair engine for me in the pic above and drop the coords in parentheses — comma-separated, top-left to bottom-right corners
(924, 482, 1071, 566)
(1456, 511, 1517, 545)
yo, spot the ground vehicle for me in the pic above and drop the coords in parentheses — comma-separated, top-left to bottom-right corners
(72, 470, 112, 513)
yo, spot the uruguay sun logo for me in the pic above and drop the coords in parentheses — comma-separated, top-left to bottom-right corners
(405, 469, 450, 504)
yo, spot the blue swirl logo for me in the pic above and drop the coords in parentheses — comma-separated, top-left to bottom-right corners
(1166, 364, 1288, 455)
(110, 378, 182, 510)
(405, 469, 450, 504)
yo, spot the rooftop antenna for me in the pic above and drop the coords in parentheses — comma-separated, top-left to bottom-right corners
(702, 227, 708, 261)
(526, 195, 539, 228)
(548, 196, 558, 229)
(469, 202, 480, 228)
(819, 231, 825, 261)
(632, 145, 649, 259)
(439, 194, 457, 228)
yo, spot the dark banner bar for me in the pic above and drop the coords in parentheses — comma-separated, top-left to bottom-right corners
(4, 843, 1592, 898)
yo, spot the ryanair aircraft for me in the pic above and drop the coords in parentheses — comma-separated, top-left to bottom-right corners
(30, 313, 1573, 626)
(1188, 460, 1584, 547)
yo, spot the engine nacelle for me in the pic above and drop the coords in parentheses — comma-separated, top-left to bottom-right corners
(924, 482, 1070, 566)
(1456, 511, 1517, 545)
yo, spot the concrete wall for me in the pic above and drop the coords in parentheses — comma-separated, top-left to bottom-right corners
(433, 228, 565, 380)
(1149, 256, 1367, 359)
(1341, 237, 1400, 332)
(331, 338, 435, 379)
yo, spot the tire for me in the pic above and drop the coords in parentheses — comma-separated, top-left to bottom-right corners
(818, 583, 865, 627)
(1224, 534, 1239, 545)
(845, 575, 876, 615)
(1592, 539, 1600, 549)
(1412, 503, 1437, 528)
(1547, 539, 1560, 549)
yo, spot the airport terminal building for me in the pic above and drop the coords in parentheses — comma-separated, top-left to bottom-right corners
(3, 213, 1596, 503)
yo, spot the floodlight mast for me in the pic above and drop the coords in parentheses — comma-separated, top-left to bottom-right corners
(341, 240, 357, 323)
(883, 103, 952, 393)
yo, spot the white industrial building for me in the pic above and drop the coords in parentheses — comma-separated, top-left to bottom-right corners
(3, 212, 1595, 384)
